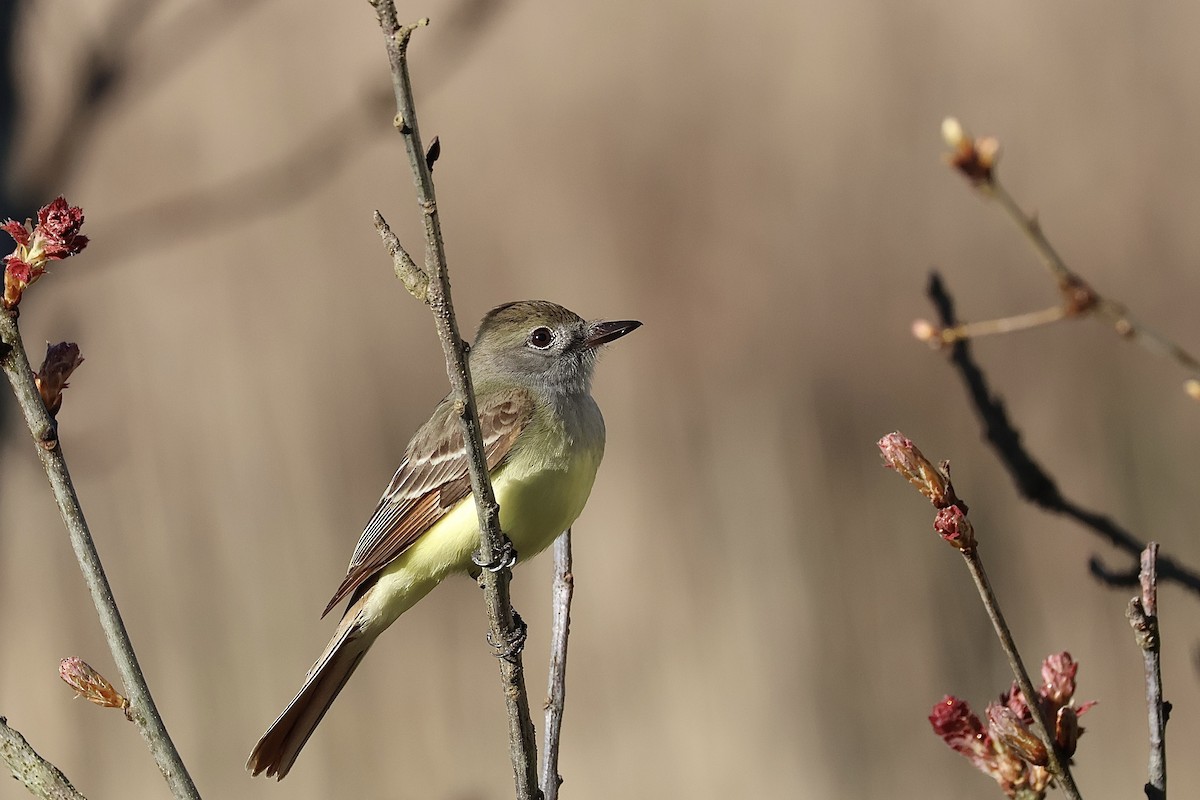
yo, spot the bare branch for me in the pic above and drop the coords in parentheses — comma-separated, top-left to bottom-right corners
(0, 309, 200, 800)
(1127, 544, 1167, 799)
(368, 5, 541, 797)
(0, 717, 88, 800)
(540, 530, 574, 799)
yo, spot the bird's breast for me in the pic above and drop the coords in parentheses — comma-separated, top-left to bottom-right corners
(493, 443, 604, 561)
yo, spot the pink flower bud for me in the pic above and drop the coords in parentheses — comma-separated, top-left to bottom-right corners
(877, 432, 957, 509)
(934, 505, 976, 550)
(59, 657, 130, 718)
(1, 197, 88, 308)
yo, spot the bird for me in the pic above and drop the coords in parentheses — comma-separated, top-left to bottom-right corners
(247, 300, 640, 779)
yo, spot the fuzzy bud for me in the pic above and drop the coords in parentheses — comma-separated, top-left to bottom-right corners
(877, 432, 958, 509)
(59, 657, 130, 719)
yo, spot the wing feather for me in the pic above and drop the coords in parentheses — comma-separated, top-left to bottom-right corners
(321, 388, 533, 617)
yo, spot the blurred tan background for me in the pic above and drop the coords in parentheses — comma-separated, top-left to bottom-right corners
(3, 1, 1200, 798)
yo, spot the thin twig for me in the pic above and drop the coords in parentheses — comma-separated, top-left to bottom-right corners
(983, 180, 1073, 286)
(373, 209, 429, 302)
(368, 5, 542, 798)
(926, 272, 1200, 596)
(990, 177, 1200, 372)
(959, 548, 1083, 800)
(540, 529, 574, 800)
(933, 304, 1068, 345)
(0, 717, 88, 800)
(1127, 543, 1167, 800)
(942, 121, 1200, 379)
(0, 310, 200, 800)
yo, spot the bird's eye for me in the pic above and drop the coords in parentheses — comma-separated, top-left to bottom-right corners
(527, 326, 554, 349)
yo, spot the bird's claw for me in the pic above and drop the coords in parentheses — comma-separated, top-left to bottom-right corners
(472, 539, 518, 573)
(487, 611, 528, 660)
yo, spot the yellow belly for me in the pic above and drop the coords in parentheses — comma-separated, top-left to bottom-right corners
(360, 446, 603, 629)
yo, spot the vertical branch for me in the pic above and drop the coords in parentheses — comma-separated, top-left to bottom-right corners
(368, 4, 541, 798)
(540, 529, 574, 799)
(0, 311, 200, 800)
(1127, 543, 1167, 800)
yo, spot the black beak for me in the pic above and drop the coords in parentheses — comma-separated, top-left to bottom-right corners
(583, 319, 642, 349)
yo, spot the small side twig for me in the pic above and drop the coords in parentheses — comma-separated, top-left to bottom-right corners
(368, 5, 541, 798)
(0, 717, 88, 800)
(540, 529, 574, 800)
(0, 310, 200, 800)
(925, 271, 1200, 597)
(1127, 543, 1167, 800)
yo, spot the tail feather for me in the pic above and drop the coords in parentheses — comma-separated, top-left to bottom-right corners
(247, 611, 375, 780)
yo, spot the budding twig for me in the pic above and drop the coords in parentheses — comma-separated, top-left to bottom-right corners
(0, 309, 201, 800)
(936, 118, 1200, 391)
(879, 433, 1084, 800)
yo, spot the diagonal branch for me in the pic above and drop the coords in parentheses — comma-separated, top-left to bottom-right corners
(368, 5, 541, 798)
(0, 310, 200, 800)
(0, 717, 88, 800)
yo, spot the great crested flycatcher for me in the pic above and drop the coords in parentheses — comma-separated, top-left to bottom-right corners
(247, 300, 640, 779)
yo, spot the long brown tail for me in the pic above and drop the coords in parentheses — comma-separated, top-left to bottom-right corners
(247, 608, 375, 780)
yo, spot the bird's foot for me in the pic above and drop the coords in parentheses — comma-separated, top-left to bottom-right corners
(488, 611, 528, 660)
(472, 538, 518, 573)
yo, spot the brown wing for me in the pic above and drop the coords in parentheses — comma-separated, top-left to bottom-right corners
(321, 387, 534, 617)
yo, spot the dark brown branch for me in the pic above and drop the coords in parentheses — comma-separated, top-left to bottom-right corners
(0, 717, 88, 800)
(368, 5, 541, 799)
(1127, 544, 1167, 800)
(926, 271, 1200, 595)
(0, 310, 200, 800)
(540, 530, 574, 800)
